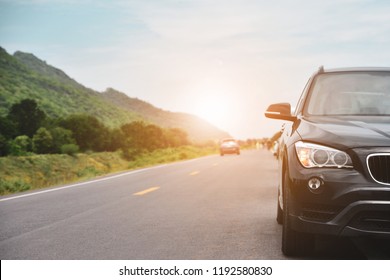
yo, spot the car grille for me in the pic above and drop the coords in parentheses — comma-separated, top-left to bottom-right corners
(349, 211, 390, 232)
(301, 203, 342, 222)
(367, 154, 390, 185)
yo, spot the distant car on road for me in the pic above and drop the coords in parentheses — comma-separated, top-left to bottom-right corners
(220, 138, 240, 156)
(265, 66, 390, 256)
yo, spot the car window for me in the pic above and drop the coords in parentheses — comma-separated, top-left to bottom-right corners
(222, 139, 236, 144)
(306, 72, 390, 116)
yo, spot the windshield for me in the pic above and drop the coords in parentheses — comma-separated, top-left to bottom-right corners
(221, 139, 237, 145)
(306, 72, 390, 116)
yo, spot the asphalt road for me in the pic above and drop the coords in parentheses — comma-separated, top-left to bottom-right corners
(0, 149, 389, 260)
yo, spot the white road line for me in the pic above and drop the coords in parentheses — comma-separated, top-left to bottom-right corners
(0, 154, 218, 202)
(0, 165, 166, 202)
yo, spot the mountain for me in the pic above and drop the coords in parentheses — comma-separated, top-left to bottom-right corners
(101, 88, 230, 142)
(0, 47, 141, 127)
(0, 47, 229, 142)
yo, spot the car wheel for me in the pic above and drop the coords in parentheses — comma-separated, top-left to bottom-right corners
(276, 192, 283, 224)
(282, 168, 314, 256)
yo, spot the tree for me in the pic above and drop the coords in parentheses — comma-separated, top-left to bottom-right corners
(144, 124, 165, 151)
(33, 127, 53, 154)
(165, 128, 189, 147)
(60, 114, 109, 152)
(121, 121, 147, 151)
(49, 127, 75, 153)
(121, 121, 165, 151)
(0, 134, 9, 156)
(8, 99, 46, 137)
(106, 128, 125, 152)
(121, 121, 189, 152)
(0, 116, 17, 139)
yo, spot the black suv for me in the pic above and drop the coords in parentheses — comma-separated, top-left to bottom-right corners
(265, 67, 390, 256)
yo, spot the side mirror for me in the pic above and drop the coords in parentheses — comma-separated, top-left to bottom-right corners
(265, 103, 296, 121)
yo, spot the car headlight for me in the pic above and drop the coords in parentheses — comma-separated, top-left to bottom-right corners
(295, 141, 353, 168)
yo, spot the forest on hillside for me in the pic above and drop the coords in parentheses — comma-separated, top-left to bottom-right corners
(0, 98, 190, 158)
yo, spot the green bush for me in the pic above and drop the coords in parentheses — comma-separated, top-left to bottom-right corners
(0, 178, 31, 195)
(121, 148, 142, 161)
(32, 127, 53, 154)
(9, 135, 32, 156)
(179, 152, 188, 160)
(50, 127, 75, 153)
(76, 166, 100, 178)
(60, 143, 79, 155)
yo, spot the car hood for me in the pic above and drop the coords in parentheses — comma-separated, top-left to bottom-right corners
(296, 116, 390, 149)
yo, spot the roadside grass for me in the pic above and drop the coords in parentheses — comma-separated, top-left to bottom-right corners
(128, 146, 216, 168)
(0, 146, 217, 196)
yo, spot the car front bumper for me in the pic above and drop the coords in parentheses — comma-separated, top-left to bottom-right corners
(220, 147, 239, 154)
(286, 145, 390, 238)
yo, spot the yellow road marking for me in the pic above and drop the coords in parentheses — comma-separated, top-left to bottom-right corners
(189, 171, 199, 176)
(133, 186, 160, 196)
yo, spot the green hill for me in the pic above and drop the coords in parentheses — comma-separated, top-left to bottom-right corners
(101, 88, 230, 141)
(0, 47, 229, 141)
(0, 47, 141, 127)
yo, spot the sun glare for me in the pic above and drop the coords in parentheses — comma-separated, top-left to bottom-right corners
(196, 95, 229, 124)
(190, 84, 237, 129)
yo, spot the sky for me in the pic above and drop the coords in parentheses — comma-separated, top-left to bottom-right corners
(1, 0, 390, 139)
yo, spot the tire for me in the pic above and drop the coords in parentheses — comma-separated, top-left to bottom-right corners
(276, 194, 283, 225)
(282, 167, 315, 256)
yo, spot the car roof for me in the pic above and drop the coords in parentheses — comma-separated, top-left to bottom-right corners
(221, 138, 236, 142)
(317, 66, 390, 74)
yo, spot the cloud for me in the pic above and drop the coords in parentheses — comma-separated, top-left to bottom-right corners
(2, 0, 390, 137)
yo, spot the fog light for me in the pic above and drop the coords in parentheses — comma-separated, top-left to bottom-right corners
(308, 177, 323, 194)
